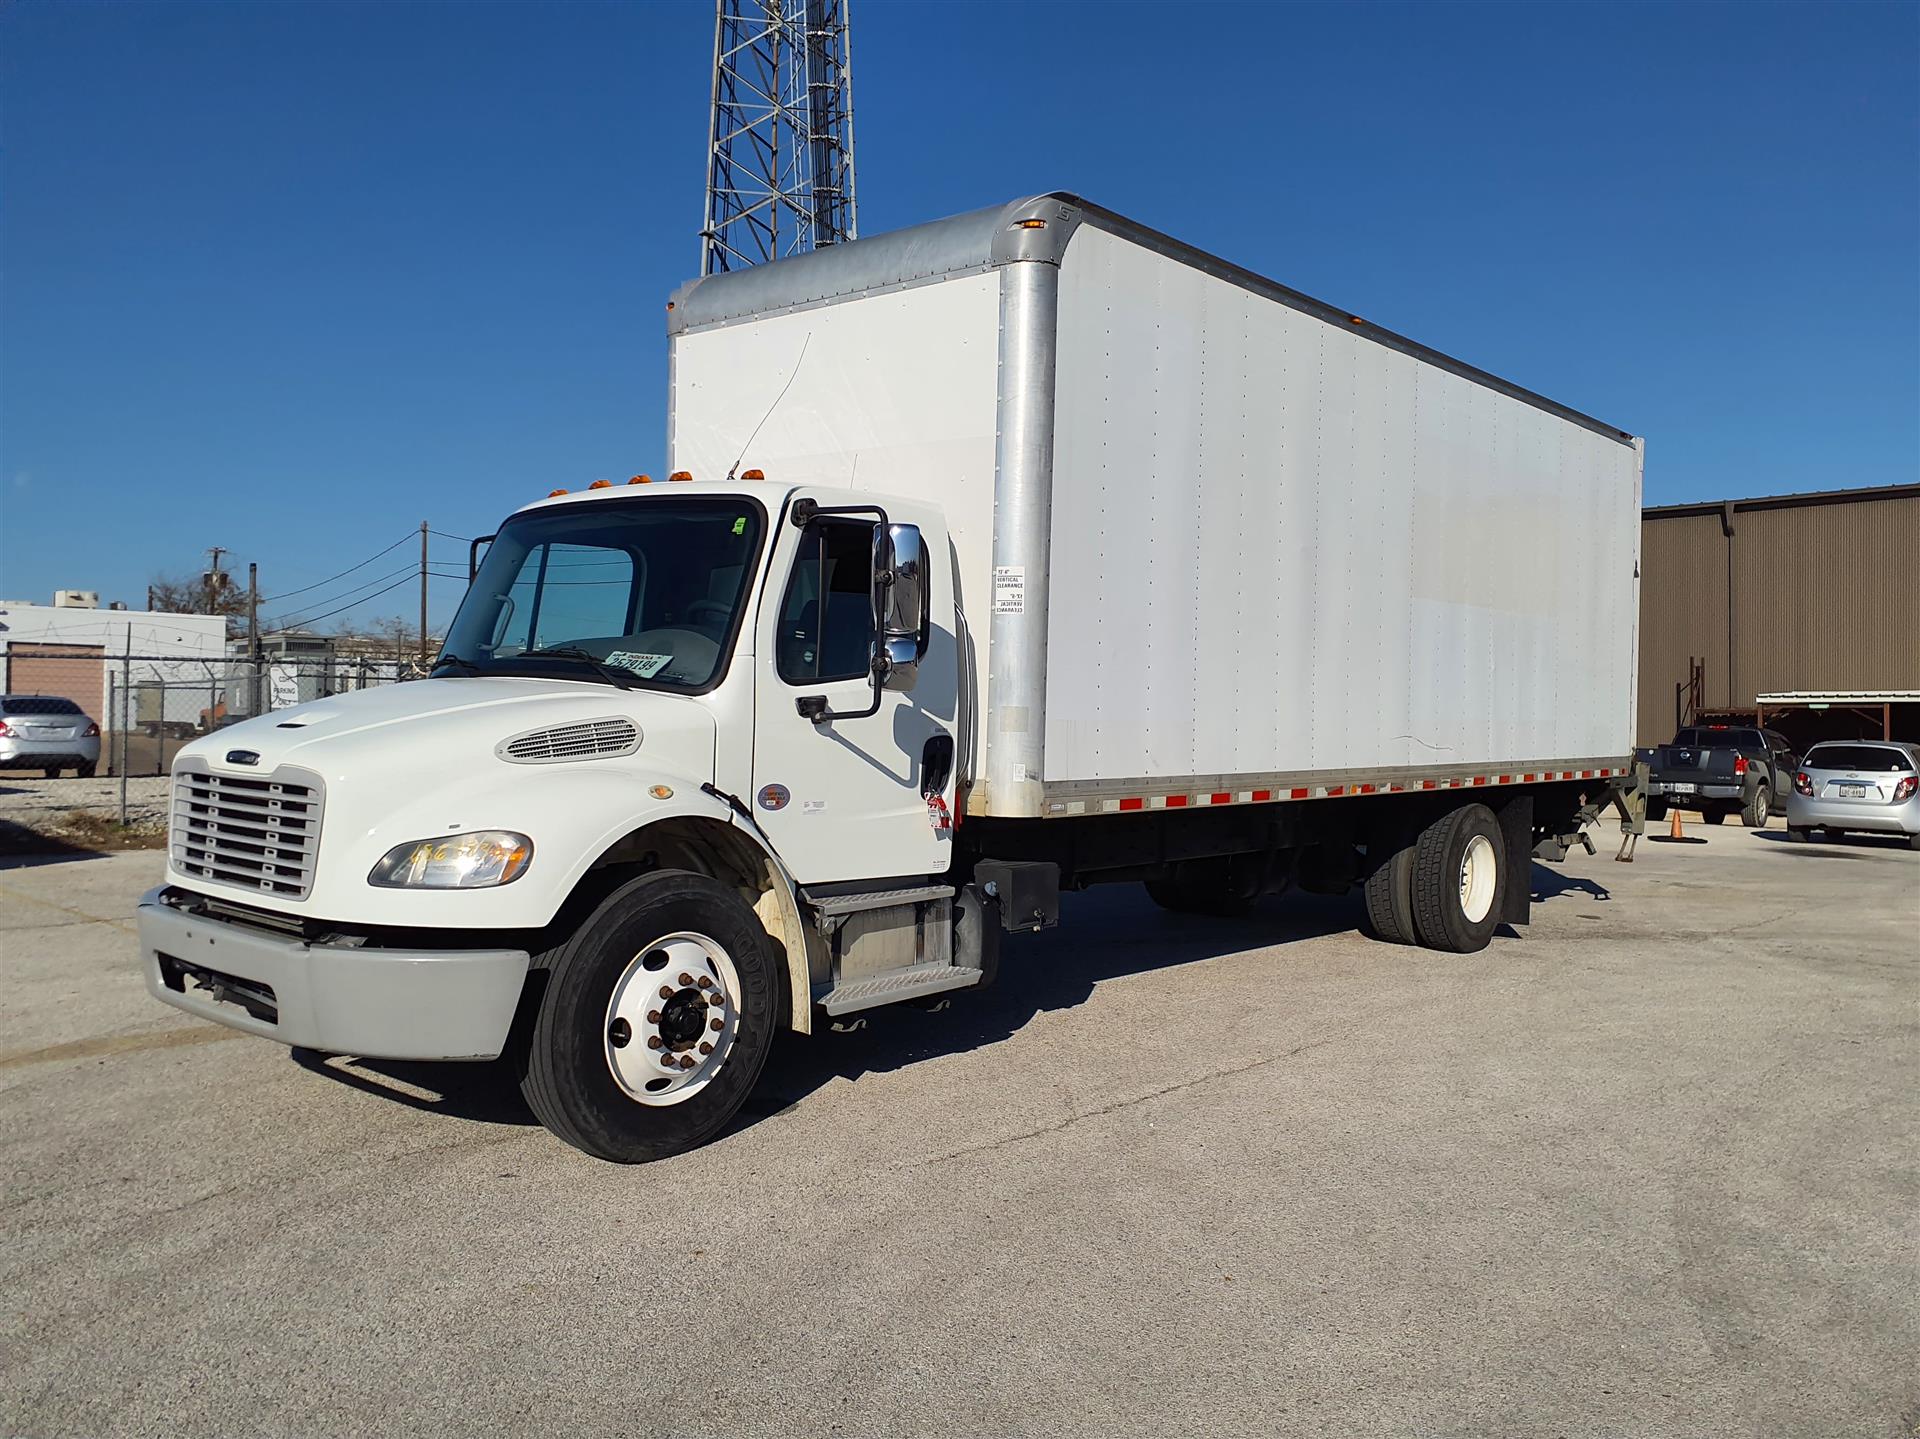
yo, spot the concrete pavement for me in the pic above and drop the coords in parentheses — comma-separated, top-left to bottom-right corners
(2, 823, 1915, 1438)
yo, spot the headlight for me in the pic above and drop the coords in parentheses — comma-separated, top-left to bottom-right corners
(369, 831, 534, 889)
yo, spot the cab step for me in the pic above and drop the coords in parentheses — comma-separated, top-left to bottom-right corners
(818, 962, 983, 1017)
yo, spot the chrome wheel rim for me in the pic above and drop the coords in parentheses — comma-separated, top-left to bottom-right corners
(1458, 834, 1497, 924)
(603, 932, 741, 1107)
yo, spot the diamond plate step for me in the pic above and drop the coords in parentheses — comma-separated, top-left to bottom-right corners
(804, 883, 954, 917)
(818, 962, 983, 1016)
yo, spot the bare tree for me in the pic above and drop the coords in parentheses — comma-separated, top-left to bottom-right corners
(147, 570, 248, 635)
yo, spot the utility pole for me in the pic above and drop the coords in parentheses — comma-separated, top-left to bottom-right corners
(419, 521, 430, 669)
(203, 546, 229, 614)
(248, 562, 261, 719)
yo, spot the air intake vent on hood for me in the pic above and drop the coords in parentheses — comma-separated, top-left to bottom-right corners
(497, 718, 640, 764)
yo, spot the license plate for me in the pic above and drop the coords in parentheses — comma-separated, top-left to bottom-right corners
(1668, 782, 1696, 794)
(1839, 784, 1868, 798)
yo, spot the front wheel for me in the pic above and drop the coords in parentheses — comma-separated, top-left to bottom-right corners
(519, 870, 782, 1163)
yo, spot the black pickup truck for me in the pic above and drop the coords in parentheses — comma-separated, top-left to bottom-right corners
(1636, 725, 1797, 827)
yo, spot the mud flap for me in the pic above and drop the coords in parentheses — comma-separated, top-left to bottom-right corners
(1495, 793, 1533, 927)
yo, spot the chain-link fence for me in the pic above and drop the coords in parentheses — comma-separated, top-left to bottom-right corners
(2, 649, 423, 779)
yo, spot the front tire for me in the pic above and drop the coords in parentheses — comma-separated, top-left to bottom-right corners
(1410, 803, 1505, 954)
(519, 870, 782, 1163)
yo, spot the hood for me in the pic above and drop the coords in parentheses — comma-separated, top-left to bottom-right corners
(167, 677, 720, 916)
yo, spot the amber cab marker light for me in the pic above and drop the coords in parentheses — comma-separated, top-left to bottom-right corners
(668, 471, 693, 482)
(1349, 315, 1364, 325)
(740, 468, 765, 481)
(629, 474, 652, 485)
(548, 488, 569, 497)
(1014, 218, 1047, 229)
(589, 479, 613, 489)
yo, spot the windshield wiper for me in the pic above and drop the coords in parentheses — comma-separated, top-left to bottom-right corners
(432, 652, 484, 675)
(521, 645, 638, 690)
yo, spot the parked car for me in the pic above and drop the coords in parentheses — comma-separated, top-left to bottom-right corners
(1639, 725, 1794, 827)
(0, 695, 101, 778)
(1786, 741, 1920, 849)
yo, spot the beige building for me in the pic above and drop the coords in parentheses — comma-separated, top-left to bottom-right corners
(1637, 483, 1920, 744)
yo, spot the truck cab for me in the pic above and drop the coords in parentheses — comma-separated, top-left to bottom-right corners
(142, 478, 984, 1162)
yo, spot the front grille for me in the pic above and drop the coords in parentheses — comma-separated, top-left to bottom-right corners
(171, 764, 324, 899)
(498, 717, 639, 763)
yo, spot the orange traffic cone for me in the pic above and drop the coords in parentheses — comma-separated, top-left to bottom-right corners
(1668, 808, 1684, 840)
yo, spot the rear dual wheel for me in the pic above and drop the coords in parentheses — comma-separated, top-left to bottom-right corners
(1366, 803, 1506, 954)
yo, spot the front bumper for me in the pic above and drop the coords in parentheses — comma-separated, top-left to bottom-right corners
(138, 888, 531, 1060)
(1785, 794, 1920, 836)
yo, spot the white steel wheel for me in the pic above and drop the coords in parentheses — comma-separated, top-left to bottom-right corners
(604, 932, 742, 1107)
(1457, 833, 1499, 925)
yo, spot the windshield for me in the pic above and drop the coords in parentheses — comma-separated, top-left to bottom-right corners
(438, 497, 764, 691)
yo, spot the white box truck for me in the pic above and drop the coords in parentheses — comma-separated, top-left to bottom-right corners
(140, 194, 1644, 1162)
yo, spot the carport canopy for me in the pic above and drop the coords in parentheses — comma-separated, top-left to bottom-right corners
(1755, 691, 1918, 741)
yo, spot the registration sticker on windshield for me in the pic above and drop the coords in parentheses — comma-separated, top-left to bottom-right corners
(605, 651, 673, 678)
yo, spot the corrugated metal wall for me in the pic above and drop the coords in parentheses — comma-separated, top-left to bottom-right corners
(1637, 488, 1920, 742)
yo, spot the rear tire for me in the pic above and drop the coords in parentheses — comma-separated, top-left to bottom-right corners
(1907, 832, 1920, 851)
(77, 763, 96, 779)
(1361, 834, 1418, 944)
(1410, 804, 1505, 954)
(518, 870, 781, 1164)
(42, 767, 59, 779)
(1703, 808, 1727, 826)
(1785, 826, 1810, 843)
(1646, 797, 1668, 823)
(1741, 785, 1769, 828)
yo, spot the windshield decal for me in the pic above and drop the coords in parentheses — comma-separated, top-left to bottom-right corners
(605, 651, 673, 678)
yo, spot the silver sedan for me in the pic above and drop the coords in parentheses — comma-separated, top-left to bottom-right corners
(0, 694, 102, 778)
(1786, 740, 1920, 849)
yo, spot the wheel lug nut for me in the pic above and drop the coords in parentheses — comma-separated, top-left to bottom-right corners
(660, 1054, 677, 1068)
(698, 1042, 714, 1055)
(647, 1010, 662, 1023)
(679, 1055, 696, 1070)
(677, 973, 695, 986)
(659, 985, 674, 1000)
(697, 975, 713, 989)
(647, 1036, 663, 1050)
(710, 1017, 724, 1032)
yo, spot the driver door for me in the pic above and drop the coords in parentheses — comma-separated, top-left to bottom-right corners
(749, 491, 955, 884)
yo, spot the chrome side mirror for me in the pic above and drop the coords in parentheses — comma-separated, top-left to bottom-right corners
(880, 522, 928, 692)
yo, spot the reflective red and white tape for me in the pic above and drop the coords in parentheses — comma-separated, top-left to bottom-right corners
(1046, 767, 1622, 817)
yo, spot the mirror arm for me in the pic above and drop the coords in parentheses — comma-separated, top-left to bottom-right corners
(788, 497, 894, 726)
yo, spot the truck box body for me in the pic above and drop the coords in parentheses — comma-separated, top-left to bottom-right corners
(670, 195, 1642, 820)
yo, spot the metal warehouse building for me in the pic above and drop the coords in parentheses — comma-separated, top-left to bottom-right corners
(1637, 483, 1920, 746)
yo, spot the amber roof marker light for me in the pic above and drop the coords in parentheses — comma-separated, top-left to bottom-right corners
(740, 468, 765, 481)
(628, 474, 652, 485)
(668, 471, 693, 482)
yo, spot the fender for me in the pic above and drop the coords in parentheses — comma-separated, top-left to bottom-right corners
(566, 786, 819, 1036)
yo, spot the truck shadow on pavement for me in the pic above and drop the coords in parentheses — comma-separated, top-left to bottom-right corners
(738, 885, 1369, 1126)
(1530, 861, 1610, 903)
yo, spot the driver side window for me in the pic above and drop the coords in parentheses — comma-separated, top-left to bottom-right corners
(777, 520, 875, 683)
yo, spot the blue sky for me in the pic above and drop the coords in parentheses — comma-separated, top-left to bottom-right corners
(2, 0, 1915, 632)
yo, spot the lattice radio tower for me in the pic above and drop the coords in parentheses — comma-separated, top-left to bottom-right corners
(701, 0, 857, 275)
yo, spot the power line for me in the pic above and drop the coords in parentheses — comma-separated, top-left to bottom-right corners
(265, 563, 417, 629)
(259, 534, 416, 604)
(428, 528, 472, 543)
(265, 574, 417, 631)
